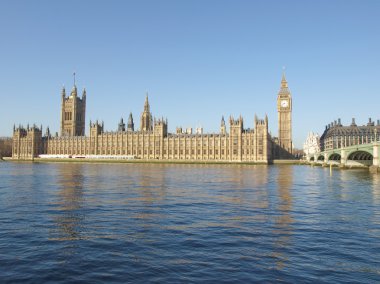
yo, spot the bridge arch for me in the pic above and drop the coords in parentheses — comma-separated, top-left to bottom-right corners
(328, 153, 341, 161)
(347, 150, 373, 161)
(347, 150, 373, 166)
(317, 155, 324, 161)
(310, 157, 315, 161)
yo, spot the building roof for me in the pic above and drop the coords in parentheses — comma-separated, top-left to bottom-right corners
(320, 118, 380, 140)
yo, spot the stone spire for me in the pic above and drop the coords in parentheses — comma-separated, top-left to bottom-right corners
(220, 116, 226, 134)
(144, 93, 150, 112)
(118, 117, 125, 132)
(45, 126, 51, 137)
(140, 94, 153, 131)
(70, 72, 77, 97)
(281, 71, 288, 88)
(279, 70, 290, 95)
(61, 86, 66, 98)
(128, 112, 134, 131)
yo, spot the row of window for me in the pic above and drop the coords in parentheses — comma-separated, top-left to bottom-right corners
(64, 112, 83, 121)
(49, 147, 264, 156)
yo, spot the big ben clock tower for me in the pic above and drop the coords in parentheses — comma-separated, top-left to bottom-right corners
(277, 72, 293, 156)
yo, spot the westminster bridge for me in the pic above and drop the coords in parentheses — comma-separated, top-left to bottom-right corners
(306, 141, 380, 171)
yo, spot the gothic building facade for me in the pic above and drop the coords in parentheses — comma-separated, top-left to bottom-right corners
(12, 75, 294, 162)
(61, 85, 86, 136)
(276, 73, 293, 158)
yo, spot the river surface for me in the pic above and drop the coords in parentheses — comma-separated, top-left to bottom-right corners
(0, 162, 380, 283)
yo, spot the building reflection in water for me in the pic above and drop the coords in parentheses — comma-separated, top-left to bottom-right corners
(133, 164, 167, 223)
(372, 173, 380, 205)
(50, 163, 85, 241)
(208, 165, 270, 208)
(273, 165, 294, 270)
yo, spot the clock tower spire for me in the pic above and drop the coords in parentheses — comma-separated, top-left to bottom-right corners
(277, 71, 293, 156)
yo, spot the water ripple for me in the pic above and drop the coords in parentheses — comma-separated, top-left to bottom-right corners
(0, 163, 379, 283)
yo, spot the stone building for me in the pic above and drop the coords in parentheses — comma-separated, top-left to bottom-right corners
(60, 85, 86, 136)
(303, 132, 320, 157)
(140, 94, 153, 132)
(12, 75, 294, 163)
(12, 124, 44, 160)
(276, 73, 293, 158)
(320, 118, 380, 151)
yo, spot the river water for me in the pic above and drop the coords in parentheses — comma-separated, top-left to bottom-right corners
(0, 162, 379, 283)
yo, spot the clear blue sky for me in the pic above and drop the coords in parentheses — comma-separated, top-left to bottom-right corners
(1, 0, 379, 147)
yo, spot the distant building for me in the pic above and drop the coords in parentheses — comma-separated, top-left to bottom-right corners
(303, 132, 320, 157)
(195, 127, 203, 135)
(320, 118, 380, 151)
(12, 74, 294, 162)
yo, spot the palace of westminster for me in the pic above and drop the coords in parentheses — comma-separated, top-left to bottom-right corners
(12, 74, 294, 162)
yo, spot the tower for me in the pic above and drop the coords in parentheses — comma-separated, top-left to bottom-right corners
(60, 75, 86, 136)
(89, 120, 104, 155)
(140, 93, 153, 131)
(229, 115, 243, 161)
(277, 72, 293, 155)
(127, 112, 134, 131)
(255, 114, 270, 162)
(220, 116, 226, 135)
(118, 118, 125, 132)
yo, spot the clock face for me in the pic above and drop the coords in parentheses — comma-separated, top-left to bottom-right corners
(281, 100, 288, 107)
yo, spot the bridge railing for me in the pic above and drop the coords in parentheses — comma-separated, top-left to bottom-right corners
(321, 134, 380, 152)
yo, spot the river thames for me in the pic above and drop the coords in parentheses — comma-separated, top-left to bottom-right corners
(0, 162, 379, 283)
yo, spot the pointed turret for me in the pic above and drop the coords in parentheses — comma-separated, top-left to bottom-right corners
(220, 116, 226, 135)
(281, 71, 288, 88)
(45, 126, 50, 137)
(70, 85, 77, 97)
(61, 86, 66, 98)
(140, 94, 153, 131)
(279, 70, 290, 95)
(82, 88, 86, 99)
(118, 117, 125, 132)
(70, 72, 77, 97)
(128, 112, 134, 131)
(144, 93, 150, 112)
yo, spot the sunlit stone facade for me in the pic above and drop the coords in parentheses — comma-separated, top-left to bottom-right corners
(320, 118, 380, 151)
(13, 75, 294, 163)
(303, 132, 320, 156)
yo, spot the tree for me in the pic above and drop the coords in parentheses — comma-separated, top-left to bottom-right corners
(0, 138, 12, 158)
